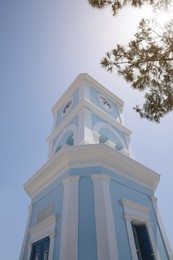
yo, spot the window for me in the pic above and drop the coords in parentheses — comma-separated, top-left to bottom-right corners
(30, 237, 50, 260)
(132, 223, 155, 260)
(55, 146, 61, 153)
(28, 215, 56, 260)
(99, 134, 108, 144)
(66, 134, 74, 146)
(121, 199, 158, 260)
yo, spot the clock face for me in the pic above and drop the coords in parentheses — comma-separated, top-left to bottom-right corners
(62, 98, 73, 115)
(98, 94, 112, 111)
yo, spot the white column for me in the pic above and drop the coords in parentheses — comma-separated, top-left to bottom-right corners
(77, 108, 94, 144)
(118, 106, 125, 125)
(91, 174, 119, 260)
(123, 214, 138, 260)
(79, 85, 90, 101)
(147, 221, 161, 260)
(47, 113, 57, 160)
(150, 195, 173, 259)
(19, 204, 33, 260)
(48, 231, 56, 260)
(59, 175, 80, 260)
(26, 243, 32, 260)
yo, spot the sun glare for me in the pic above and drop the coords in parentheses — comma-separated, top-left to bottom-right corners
(154, 10, 173, 25)
(139, 6, 173, 26)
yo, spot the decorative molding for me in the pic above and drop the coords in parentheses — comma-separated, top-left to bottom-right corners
(37, 204, 53, 224)
(121, 198, 160, 260)
(93, 121, 127, 150)
(29, 215, 56, 242)
(120, 148, 130, 157)
(52, 124, 78, 155)
(24, 144, 160, 198)
(123, 215, 138, 260)
(69, 158, 104, 168)
(121, 199, 150, 216)
(27, 215, 56, 260)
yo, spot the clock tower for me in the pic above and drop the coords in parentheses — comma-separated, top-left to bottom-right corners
(20, 73, 172, 260)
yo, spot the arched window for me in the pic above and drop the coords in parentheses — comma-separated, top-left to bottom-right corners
(93, 122, 126, 152)
(66, 134, 74, 146)
(55, 146, 62, 153)
(99, 128, 123, 151)
(52, 124, 77, 156)
(99, 134, 108, 144)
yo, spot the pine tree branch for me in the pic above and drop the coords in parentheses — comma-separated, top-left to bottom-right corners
(102, 56, 173, 67)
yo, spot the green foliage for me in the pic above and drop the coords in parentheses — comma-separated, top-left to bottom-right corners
(88, 0, 171, 15)
(101, 19, 173, 122)
(88, 0, 173, 122)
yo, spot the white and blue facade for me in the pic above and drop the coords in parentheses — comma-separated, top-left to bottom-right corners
(20, 73, 172, 260)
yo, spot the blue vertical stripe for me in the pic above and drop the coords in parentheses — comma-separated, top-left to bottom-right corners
(78, 176, 97, 260)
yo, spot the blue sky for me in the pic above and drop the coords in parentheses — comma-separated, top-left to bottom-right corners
(1, 1, 173, 259)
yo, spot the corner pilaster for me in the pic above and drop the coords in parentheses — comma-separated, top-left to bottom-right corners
(77, 108, 94, 144)
(59, 175, 80, 260)
(19, 204, 33, 260)
(150, 195, 173, 259)
(91, 174, 119, 260)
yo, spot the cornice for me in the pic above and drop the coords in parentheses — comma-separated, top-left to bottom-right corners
(24, 144, 160, 199)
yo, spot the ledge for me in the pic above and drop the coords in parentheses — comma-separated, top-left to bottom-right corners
(47, 98, 132, 143)
(24, 144, 160, 198)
